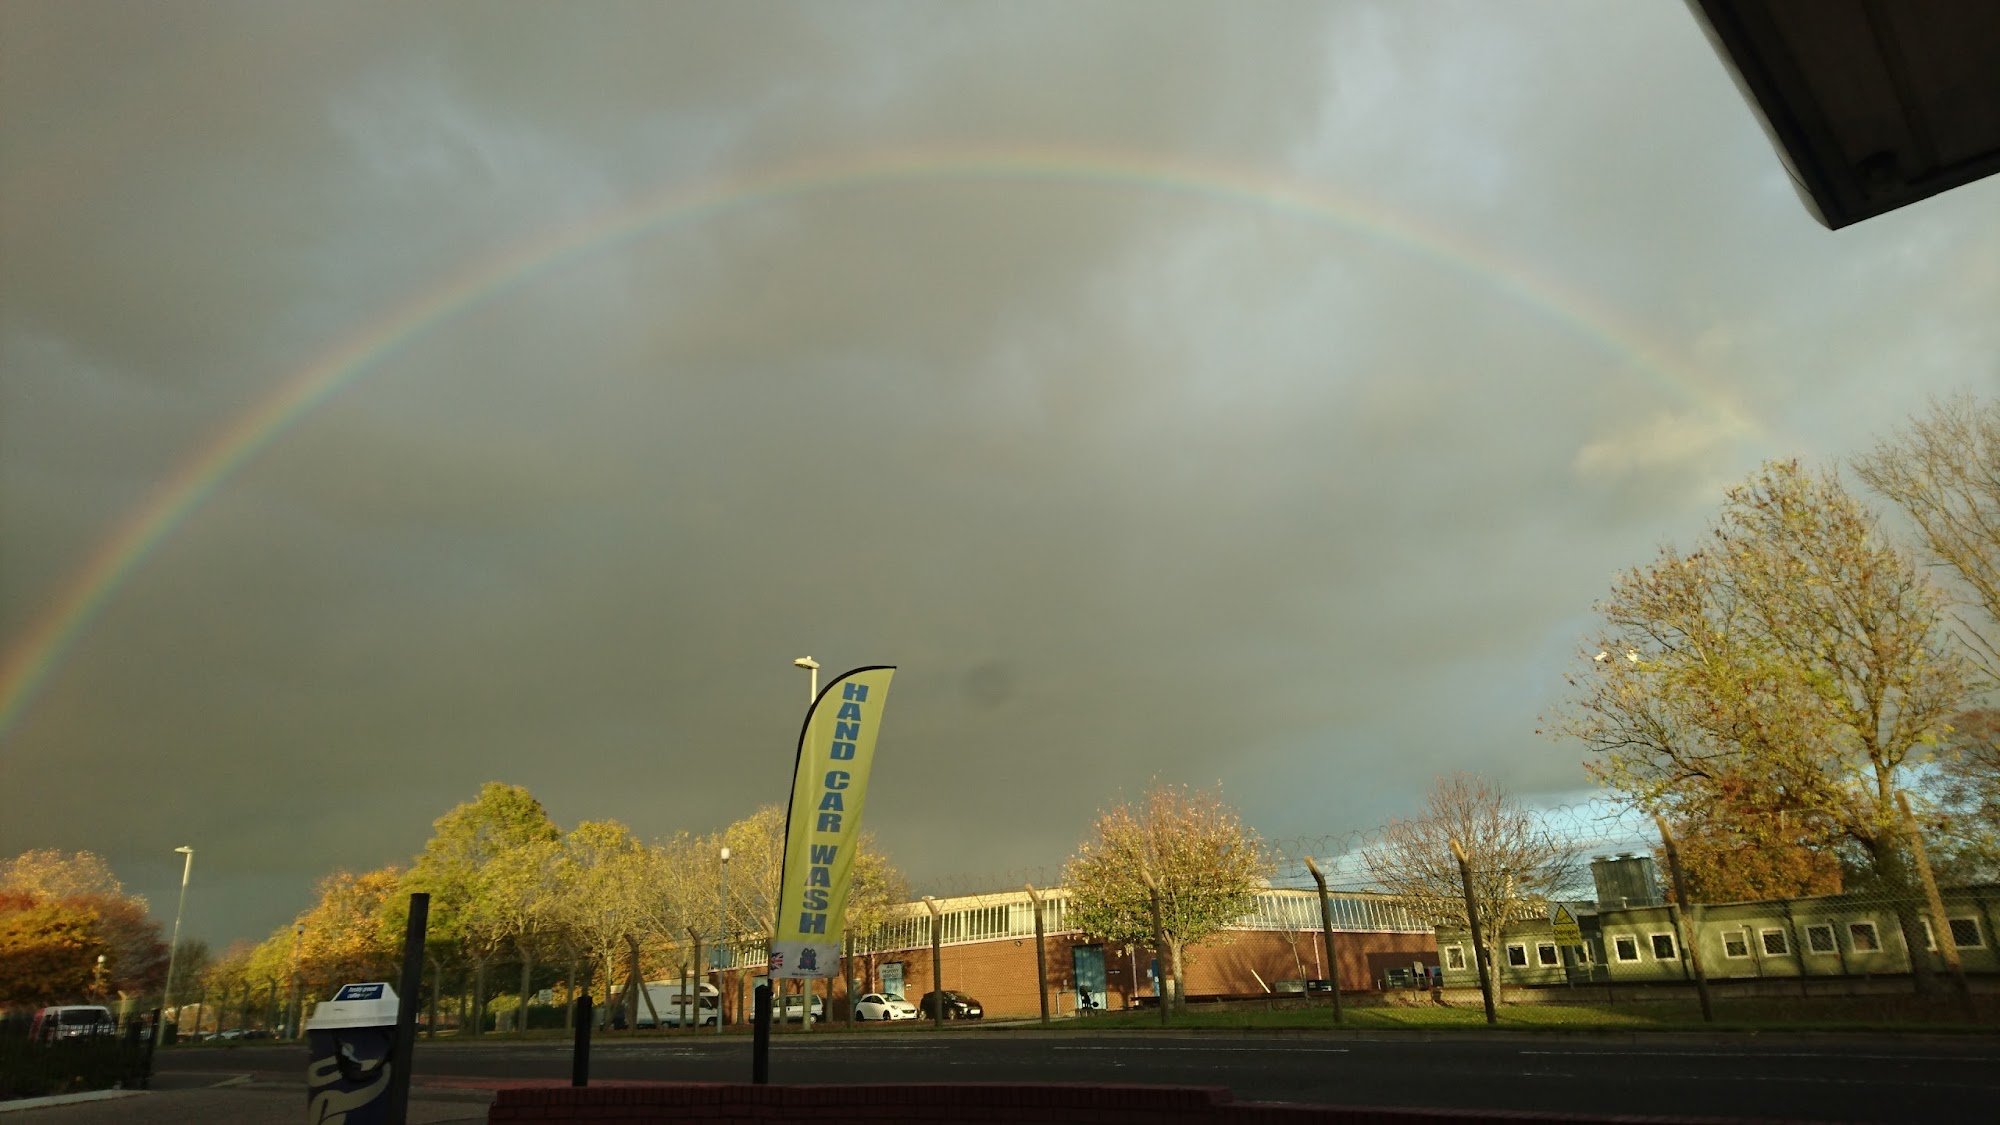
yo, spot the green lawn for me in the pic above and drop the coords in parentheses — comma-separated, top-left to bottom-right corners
(1045, 995, 2000, 1034)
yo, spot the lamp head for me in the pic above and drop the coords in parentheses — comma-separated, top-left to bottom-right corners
(793, 656, 819, 670)
(719, 846, 731, 862)
(174, 845, 193, 855)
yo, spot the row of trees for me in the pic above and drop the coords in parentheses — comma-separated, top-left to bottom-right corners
(1550, 396, 2000, 991)
(1054, 776, 1578, 1011)
(0, 850, 170, 1008)
(196, 784, 906, 1033)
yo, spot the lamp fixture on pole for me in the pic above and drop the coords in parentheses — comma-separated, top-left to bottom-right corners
(793, 656, 819, 701)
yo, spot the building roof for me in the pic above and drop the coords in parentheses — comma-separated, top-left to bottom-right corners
(1689, 0, 2000, 228)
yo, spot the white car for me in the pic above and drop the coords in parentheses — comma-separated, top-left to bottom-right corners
(853, 993, 918, 1021)
(777, 993, 825, 1023)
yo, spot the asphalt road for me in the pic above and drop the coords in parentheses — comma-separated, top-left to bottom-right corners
(153, 1029, 2000, 1123)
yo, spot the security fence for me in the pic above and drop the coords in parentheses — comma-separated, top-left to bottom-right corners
(0, 1010, 156, 1100)
(1257, 801, 2000, 1024)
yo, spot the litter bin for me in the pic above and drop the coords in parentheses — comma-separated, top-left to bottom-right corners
(305, 982, 400, 1124)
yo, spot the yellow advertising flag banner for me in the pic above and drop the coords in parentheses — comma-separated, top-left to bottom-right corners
(770, 665, 895, 979)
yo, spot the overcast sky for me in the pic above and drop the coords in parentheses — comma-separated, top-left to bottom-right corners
(4, 1, 1997, 947)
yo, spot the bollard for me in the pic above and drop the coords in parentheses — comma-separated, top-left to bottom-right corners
(751, 984, 772, 1085)
(571, 996, 591, 1087)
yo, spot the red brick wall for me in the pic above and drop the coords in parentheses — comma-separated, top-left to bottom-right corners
(1177, 931, 1436, 996)
(487, 1083, 1726, 1124)
(712, 930, 1438, 1021)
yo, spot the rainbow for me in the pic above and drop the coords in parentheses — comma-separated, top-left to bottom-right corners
(0, 144, 1761, 743)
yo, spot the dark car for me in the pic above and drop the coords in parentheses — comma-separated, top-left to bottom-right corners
(913, 990, 983, 1020)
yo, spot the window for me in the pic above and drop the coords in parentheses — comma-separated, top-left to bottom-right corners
(1723, 931, 1750, 959)
(1848, 922, 1880, 953)
(1760, 929, 1789, 956)
(1650, 933, 1677, 960)
(1805, 924, 1835, 953)
(1536, 943, 1559, 967)
(1444, 945, 1466, 971)
(1614, 936, 1639, 962)
(1506, 943, 1528, 967)
(1577, 942, 1594, 965)
(1950, 917, 1984, 949)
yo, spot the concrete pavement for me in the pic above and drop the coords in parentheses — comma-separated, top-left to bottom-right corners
(0, 1074, 492, 1124)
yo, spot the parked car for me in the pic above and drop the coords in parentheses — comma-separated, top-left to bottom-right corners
(777, 993, 824, 1023)
(28, 1006, 115, 1040)
(913, 991, 983, 1020)
(853, 993, 919, 1021)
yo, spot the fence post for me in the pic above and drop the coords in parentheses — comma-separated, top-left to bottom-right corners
(845, 934, 856, 1029)
(923, 896, 944, 1029)
(1448, 839, 1498, 1026)
(1025, 884, 1050, 1027)
(687, 930, 704, 1032)
(1302, 856, 1345, 1026)
(1899, 792, 1977, 1021)
(1138, 863, 1172, 1024)
(139, 1008, 160, 1088)
(1653, 815, 1714, 1023)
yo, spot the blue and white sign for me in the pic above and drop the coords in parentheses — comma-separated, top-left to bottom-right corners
(333, 983, 387, 1002)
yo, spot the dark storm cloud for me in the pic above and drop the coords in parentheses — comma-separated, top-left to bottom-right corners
(4, 0, 1997, 944)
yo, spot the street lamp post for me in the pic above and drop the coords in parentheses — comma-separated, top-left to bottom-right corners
(717, 846, 730, 1035)
(159, 846, 194, 1043)
(790, 656, 819, 1036)
(94, 955, 107, 1000)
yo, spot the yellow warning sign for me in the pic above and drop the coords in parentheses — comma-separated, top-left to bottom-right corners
(1551, 904, 1584, 947)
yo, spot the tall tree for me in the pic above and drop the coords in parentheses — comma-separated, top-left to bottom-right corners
(0, 890, 100, 1005)
(70, 893, 169, 998)
(403, 782, 561, 1036)
(1853, 393, 2000, 680)
(1933, 708, 2000, 882)
(292, 867, 403, 1001)
(1061, 783, 1271, 1008)
(1653, 773, 1844, 902)
(1363, 772, 1574, 994)
(1553, 461, 1976, 990)
(717, 806, 788, 944)
(549, 819, 649, 1013)
(704, 806, 905, 1006)
(0, 849, 125, 900)
(0, 850, 167, 1002)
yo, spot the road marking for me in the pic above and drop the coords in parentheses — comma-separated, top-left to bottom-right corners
(1053, 1046, 1350, 1054)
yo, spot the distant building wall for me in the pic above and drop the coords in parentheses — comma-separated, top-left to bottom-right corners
(716, 885, 1441, 1019)
(1436, 883, 2000, 991)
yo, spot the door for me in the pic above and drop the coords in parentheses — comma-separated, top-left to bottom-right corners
(1072, 945, 1107, 1013)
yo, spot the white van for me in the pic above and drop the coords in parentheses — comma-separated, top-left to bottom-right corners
(29, 1006, 115, 1040)
(635, 981, 719, 1028)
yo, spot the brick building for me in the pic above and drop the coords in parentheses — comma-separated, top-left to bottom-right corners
(709, 886, 1435, 1022)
